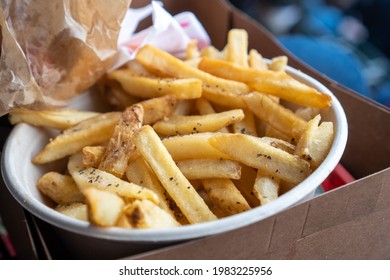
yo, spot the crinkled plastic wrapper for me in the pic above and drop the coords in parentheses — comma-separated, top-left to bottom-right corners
(0, 0, 131, 116)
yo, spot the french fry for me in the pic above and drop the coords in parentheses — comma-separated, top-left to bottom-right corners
(226, 32, 260, 136)
(98, 105, 143, 178)
(253, 170, 281, 205)
(195, 98, 230, 133)
(261, 136, 296, 154)
(153, 109, 245, 136)
(295, 115, 334, 169)
(208, 133, 311, 184)
(184, 57, 201, 68)
(139, 95, 177, 125)
(197, 188, 227, 218)
(33, 112, 121, 164)
(265, 124, 294, 143)
(202, 92, 247, 109)
(84, 187, 125, 227)
(55, 202, 88, 222)
(232, 109, 258, 136)
(37, 172, 84, 205)
(243, 92, 307, 140)
(202, 178, 251, 215)
(200, 45, 220, 59)
(123, 59, 153, 76)
(177, 158, 242, 180)
(248, 53, 281, 103)
(121, 200, 180, 229)
(268, 55, 288, 72)
(226, 29, 249, 67)
(8, 108, 100, 130)
(135, 45, 250, 102)
(82, 145, 105, 168)
(162, 132, 232, 161)
(195, 97, 217, 115)
(125, 157, 175, 219)
(68, 153, 159, 204)
(248, 49, 268, 70)
(108, 70, 202, 99)
(198, 57, 332, 108)
(295, 107, 321, 121)
(186, 39, 200, 60)
(134, 125, 217, 224)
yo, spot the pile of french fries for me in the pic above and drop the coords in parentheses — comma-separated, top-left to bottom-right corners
(9, 29, 334, 229)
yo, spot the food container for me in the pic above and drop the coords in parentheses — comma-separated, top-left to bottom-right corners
(1, 62, 347, 259)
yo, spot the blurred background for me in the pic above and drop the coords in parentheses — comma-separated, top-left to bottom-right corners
(228, 0, 390, 107)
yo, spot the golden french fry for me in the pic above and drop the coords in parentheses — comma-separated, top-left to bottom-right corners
(209, 133, 311, 184)
(232, 109, 257, 136)
(226, 34, 260, 137)
(248, 49, 268, 70)
(33, 112, 121, 164)
(195, 97, 217, 115)
(98, 105, 143, 178)
(153, 109, 245, 136)
(116, 213, 132, 228)
(295, 115, 334, 169)
(261, 136, 296, 154)
(123, 59, 153, 76)
(264, 124, 294, 143)
(202, 178, 251, 215)
(8, 108, 100, 130)
(37, 172, 84, 205)
(201, 89, 248, 109)
(177, 158, 242, 180)
(55, 202, 88, 222)
(139, 94, 177, 125)
(82, 145, 105, 168)
(195, 98, 230, 133)
(295, 106, 321, 121)
(227, 29, 249, 67)
(200, 45, 220, 59)
(184, 57, 201, 68)
(84, 187, 125, 227)
(268, 56, 288, 72)
(108, 70, 202, 99)
(197, 188, 227, 218)
(68, 153, 159, 204)
(125, 157, 175, 219)
(135, 45, 250, 99)
(198, 57, 332, 108)
(134, 125, 217, 224)
(253, 170, 281, 205)
(122, 200, 180, 229)
(162, 132, 232, 161)
(243, 92, 307, 140)
(186, 39, 200, 60)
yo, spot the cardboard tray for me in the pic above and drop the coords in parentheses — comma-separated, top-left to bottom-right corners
(1, 0, 389, 259)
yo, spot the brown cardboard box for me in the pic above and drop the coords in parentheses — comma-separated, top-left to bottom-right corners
(1, 0, 389, 259)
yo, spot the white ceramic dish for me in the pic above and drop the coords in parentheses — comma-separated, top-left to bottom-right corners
(1, 65, 348, 259)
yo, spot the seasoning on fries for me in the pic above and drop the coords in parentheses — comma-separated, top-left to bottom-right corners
(16, 28, 334, 229)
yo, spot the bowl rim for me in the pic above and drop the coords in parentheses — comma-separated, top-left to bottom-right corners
(1, 65, 348, 242)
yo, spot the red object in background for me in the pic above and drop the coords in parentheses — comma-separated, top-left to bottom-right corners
(322, 163, 355, 192)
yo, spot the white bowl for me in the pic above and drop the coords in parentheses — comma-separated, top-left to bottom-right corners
(1, 66, 348, 259)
